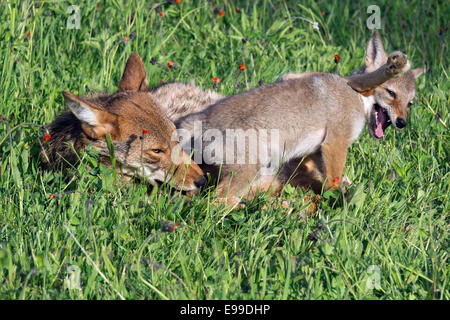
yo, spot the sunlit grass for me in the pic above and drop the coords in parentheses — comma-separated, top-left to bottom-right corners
(0, 0, 448, 299)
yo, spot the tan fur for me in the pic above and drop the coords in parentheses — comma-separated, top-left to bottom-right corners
(172, 32, 423, 200)
(151, 82, 223, 122)
(278, 33, 424, 193)
(42, 53, 205, 191)
(276, 72, 323, 82)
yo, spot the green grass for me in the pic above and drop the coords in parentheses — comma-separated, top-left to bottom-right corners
(0, 0, 448, 299)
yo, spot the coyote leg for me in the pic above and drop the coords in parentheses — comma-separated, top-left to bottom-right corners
(213, 166, 283, 208)
(344, 51, 409, 95)
(321, 142, 348, 190)
(282, 150, 325, 194)
(217, 171, 282, 199)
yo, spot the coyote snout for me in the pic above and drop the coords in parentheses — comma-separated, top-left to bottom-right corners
(368, 67, 422, 139)
(140, 137, 205, 190)
(42, 53, 204, 191)
(359, 38, 423, 139)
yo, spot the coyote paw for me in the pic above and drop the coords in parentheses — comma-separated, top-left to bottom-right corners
(386, 51, 410, 75)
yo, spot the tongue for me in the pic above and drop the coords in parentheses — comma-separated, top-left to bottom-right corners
(375, 122, 384, 138)
(374, 106, 386, 138)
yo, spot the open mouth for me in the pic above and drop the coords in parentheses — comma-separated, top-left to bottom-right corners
(371, 104, 392, 139)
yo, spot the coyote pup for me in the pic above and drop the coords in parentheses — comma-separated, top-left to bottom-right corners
(174, 33, 423, 201)
(42, 53, 206, 191)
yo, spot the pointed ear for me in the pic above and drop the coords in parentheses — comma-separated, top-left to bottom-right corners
(63, 90, 119, 139)
(365, 32, 388, 72)
(411, 67, 425, 79)
(117, 53, 148, 92)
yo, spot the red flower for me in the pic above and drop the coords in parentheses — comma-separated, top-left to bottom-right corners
(124, 35, 129, 41)
(160, 78, 165, 83)
(212, 77, 220, 83)
(321, 11, 326, 16)
(332, 177, 340, 187)
(24, 31, 31, 41)
(170, 222, 181, 232)
(49, 194, 55, 199)
(235, 8, 240, 13)
(159, 11, 163, 17)
(219, 10, 224, 17)
(162, 220, 181, 232)
(239, 64, 247, 71)
(142, 129, 149, 134)
(334, 54, 340, 63)
(167, 60, 174, 68)
(176, 0, 181, 3)
(308, 230, 318, 241)
(43, 133, 51, 142)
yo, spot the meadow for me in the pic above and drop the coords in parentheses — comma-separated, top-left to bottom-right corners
(0, 0, 448, 299)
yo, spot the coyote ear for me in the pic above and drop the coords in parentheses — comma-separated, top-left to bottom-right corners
(63, 90, 119, 139)
(117, 53, 148, 92)
(411, 67, 424, 79)
(365, 32, 388, 72)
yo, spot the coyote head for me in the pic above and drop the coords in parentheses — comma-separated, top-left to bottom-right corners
(362, 32, 424, 139)
(62, 53, 205, 191)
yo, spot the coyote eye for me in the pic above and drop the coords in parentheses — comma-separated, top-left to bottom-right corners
(151, 149, 163, 154)
(408, 101, 413, 108)
(386, 89, 396, 99)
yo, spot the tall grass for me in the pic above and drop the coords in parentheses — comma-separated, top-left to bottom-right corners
(0, 0, 448, 299)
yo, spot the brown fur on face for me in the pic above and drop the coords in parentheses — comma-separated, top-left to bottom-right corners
(42, 53, 205, 191)
(355, 33, 424, 137)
